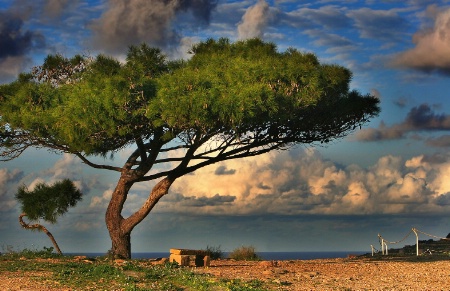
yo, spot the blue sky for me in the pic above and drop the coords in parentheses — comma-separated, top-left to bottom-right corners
(1, 0, 450, 255)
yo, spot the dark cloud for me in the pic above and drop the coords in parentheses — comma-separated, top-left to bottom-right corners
(356, 104, 450, 141)
(405, 104, 450, 129)
(393, 97, 409, 108)
(0, 0, 79, 82)
(214, 165, 236, 175)
(421, 153, 450, 164)
(257, 182, 271, 190)
(0, 11, 45, 60)
(0, 8, 45, 82)
(392, 5, 450, 76)
(164, 193, 236, 207)
(435, 193, 450, 206)
(89, 0, 218, 54)
(426, 135, 450, 148)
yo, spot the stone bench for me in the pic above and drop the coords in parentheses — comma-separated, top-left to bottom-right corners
(169, 248, 211, 267)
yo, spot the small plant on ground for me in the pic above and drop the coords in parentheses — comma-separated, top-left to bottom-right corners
(229, 245, 261, 261)
(0, 246, 60, 260)
(204, 245, 224, 260)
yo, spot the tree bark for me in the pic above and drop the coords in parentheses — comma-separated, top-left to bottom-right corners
(106, 174, 175, 259)
(18, 213, 63, 255)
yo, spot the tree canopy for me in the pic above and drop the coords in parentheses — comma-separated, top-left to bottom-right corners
(15, 179, 82, 254)
(0, 38, 380, 258)
(16, 179, 83, 224)
(0, 38, 378, 163)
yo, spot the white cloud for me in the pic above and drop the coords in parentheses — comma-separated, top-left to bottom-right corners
(156, 149, 450, 216)
(0, 168, 24, 212)
(89, 188, 113, 209)
(392, 5, 450, 75)
(237, 0, 271, 39)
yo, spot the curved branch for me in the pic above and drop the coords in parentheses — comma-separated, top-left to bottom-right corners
(19, 213, 62, 255)
(74, 153, 123, 172)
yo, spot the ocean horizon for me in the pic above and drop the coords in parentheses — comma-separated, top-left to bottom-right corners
(67, 251, 367, 261)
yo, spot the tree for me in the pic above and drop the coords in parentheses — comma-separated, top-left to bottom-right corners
(0, 38, 380, 258)
(15, 179, 83, 255)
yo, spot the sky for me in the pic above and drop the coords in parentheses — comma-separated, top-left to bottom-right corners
(1, 0, 450, 255)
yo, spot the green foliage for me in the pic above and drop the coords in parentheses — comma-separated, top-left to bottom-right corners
(15, 179, 82, 223)
(229, 245, 261, 261)
(204, 245, 224, 260)
(0, 38, 379, 159)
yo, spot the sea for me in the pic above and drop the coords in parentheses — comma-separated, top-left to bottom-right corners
(68, 251, 367, 260)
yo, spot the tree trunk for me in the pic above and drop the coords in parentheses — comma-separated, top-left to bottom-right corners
(108, 224, 131, 259)
(106, 175, 175, 259)
(18, 213, 63, 255)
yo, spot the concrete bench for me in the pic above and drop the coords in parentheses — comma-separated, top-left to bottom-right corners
(169, 248, 211, 267)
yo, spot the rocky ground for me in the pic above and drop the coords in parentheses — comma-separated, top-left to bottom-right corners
(194, 256, 450, 290)
(1, 256, 449, 290)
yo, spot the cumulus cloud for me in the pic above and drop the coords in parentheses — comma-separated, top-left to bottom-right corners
(0, 168, 23, 212)
(90, 189, 113, 209)
(237, 0, 272, 39)
(21, 144, 450, 230)
(392, 5, 450, 75)
(89, 0, 217, 54)
(155, 148, 450, 216)
(355, 104, 450, 142)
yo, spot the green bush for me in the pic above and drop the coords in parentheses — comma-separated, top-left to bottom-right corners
(229, 246, 260, 261)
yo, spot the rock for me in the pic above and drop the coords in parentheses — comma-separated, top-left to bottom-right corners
(303, 271, 319, 278)
(151, 257, 169, 265)
(114, 259, 127, 265)
(258, 260, 280, 268)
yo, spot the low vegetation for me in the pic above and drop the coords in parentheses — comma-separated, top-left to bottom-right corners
(204, 245, 224, 260)
(229, 246, 261, 261)
(0, 247, 267, 290)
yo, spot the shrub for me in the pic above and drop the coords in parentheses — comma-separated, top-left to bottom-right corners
(229, 246, 260, 261)
(204, 245, 224, 260)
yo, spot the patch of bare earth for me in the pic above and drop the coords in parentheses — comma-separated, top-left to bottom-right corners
(193, 257, 450, 290)
(0, 270, 63, 291)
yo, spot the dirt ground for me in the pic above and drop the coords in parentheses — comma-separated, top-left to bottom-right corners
(1, 256, 449, 290)
(193, 256, 450, 290)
